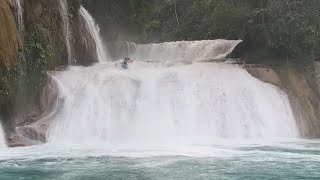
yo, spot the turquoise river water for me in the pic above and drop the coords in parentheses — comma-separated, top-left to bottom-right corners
(0, 139, 320, 180)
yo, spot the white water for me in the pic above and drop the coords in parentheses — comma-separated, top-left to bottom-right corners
(11, 0, 24, 32)
(110, 40, 240, 62)
(47, 40, 298, 147)
(59, 0, 72, 64)
(0, 139, 320, 179)
(0, 124, 6, 148)
(79, 6, 108, 62)
(131, 40, 242, 62)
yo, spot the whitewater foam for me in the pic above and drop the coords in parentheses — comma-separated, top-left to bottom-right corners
(0, 123, 6, 148)
(131, 39, 242, 62)
(47, 61, 298, 147)
(45, 39, 299, 149)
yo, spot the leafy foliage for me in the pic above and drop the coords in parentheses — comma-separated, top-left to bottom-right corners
(84, 0, 320, 63)
(1, 0, 66, 113)
(24, 24, 53, 89)
(253, 0, 320, 62)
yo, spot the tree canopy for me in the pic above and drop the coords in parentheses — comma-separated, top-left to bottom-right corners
(83, 0, 320, 63)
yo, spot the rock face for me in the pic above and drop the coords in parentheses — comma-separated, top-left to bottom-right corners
(24, 0, 68, 66)
(247, 67, 282, 87)
(247, 64, 320, 137)
(72, 12, 98, 65)
(0, 0, 101, 147)
(0, 0, 21, 68)
(0, 0, 68, 147)
(0, 0, 81, 147)
(6, 74, 61, 147)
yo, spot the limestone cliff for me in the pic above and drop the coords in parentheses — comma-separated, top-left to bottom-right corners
(0, 0, 22, 128)
(0, 0, 20, 68)
(0, 0, 91, 146)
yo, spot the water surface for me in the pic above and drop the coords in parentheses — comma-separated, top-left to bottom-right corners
(1, 139, 319, 180)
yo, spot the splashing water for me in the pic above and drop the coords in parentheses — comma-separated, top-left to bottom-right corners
(47, 40, 298, 147)
(79, 6, 108, 62)
(107, 41, 137, 61)
(131, 40, 242, 62)
(0, 124, 6, 148)
(109, 40, 242, 62)
(0, 40, 314, 180)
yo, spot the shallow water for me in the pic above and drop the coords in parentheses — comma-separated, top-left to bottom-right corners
(1, 139, 320, 180)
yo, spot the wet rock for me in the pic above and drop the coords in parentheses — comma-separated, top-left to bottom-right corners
(72, 11, 98, 65)
(7, 134, 41, 147)
(247, 65, 320, 137)
(6, 74, 61, 147)
(247, 67, 282, 87)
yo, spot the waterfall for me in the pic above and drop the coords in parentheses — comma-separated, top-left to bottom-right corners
(11, 0, 24, 32)
(58, 0, 72, 64)
(0, 124, 6, 148)
(79, 6, 108, 62)
(107, 40, 241, 62)
(107, 41, 137, 61)
(47, 40, 298, 146)
(132, 40, 242, 62)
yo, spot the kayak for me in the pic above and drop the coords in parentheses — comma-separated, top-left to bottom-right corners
(121, 63, 128, 69)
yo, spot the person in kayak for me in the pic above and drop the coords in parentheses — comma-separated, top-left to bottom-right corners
(121, 57, 133, 69)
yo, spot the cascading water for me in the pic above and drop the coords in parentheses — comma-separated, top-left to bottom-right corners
(1, 40, 315, 180)
(131, 40, 242, 62)
(11, 0, 24, 32)
(59, 0, 72, 64)
(0, 124, 6, 148)
(47, 39, 299, 147)
(108, 40, 241, 62)
(107, 41, 137, 61)
(79, 6, 108, 62)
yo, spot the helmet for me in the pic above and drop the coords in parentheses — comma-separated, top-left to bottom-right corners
(124, 57, 130, 61)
